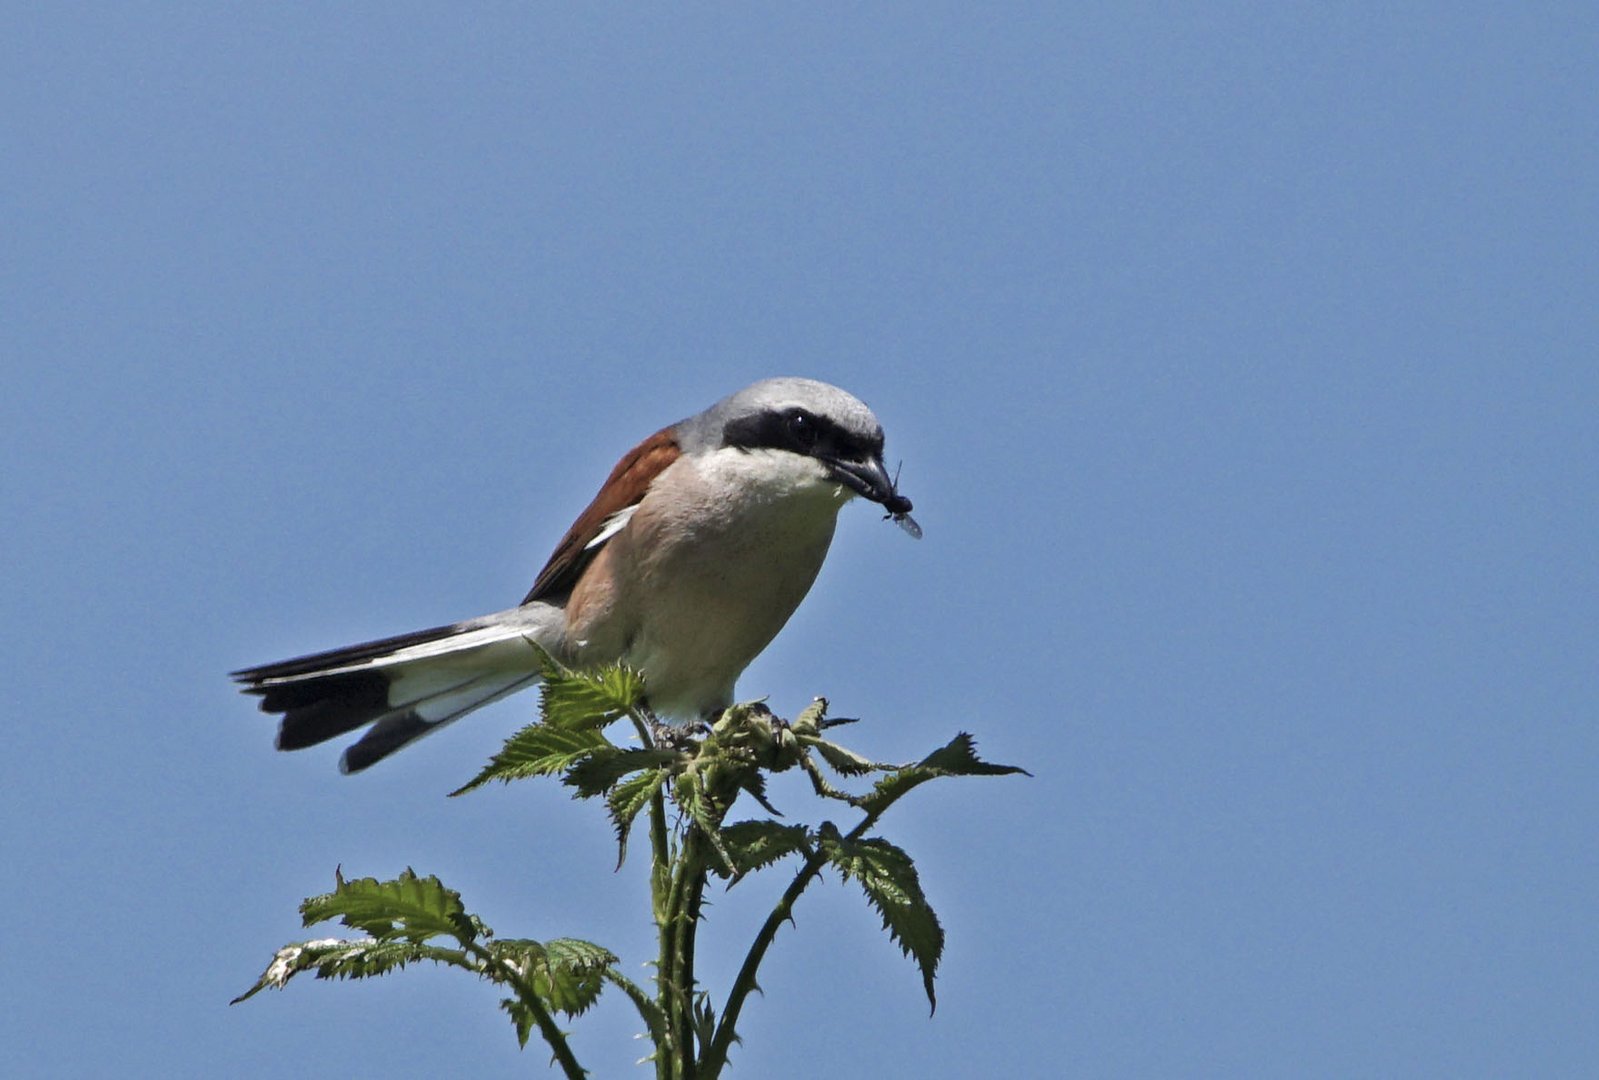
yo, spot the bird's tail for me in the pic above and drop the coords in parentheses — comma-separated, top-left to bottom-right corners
(231, 605, 563, 773)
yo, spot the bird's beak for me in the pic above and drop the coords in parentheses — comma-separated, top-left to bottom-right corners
(826, 455, 914, 516)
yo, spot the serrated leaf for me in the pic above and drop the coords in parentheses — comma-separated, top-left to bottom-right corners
(915, 731, 1030, 778)
(563, 746, 680, 798)
(232, 938, 347, 1002)
(231, 937, 465, 1003)
(675, 771, 736, 875)
(544, 937, 616, 969)
(301, 868, 476, 945)
(800, 734, 881, 776)
(500, 996, 536, 1048)
(736, 770, 783, 816)
(860, 768, 924, 816)
(451, 724, 614, 796)
(715, 820, 811, 880)
(711, 700, 768, 734)
(607, 769, 667, 868)
(489, 937, 550, 969)
(692, 990, 718, 1050)
(493, 937, 617, 1017)
(308, 938, 457, 981)
(821, 835, 944, 1011)
(538, 654, 646, 730)
(861, 732, 1029, 816)
(791, 696, 828, 735)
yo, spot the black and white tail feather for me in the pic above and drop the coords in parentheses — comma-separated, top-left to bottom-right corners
(231, 605, 562, 773)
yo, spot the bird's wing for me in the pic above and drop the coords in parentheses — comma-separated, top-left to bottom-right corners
(521, 426, 681, 604)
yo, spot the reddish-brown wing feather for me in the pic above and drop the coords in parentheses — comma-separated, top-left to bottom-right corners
(521, 427, 681, 604)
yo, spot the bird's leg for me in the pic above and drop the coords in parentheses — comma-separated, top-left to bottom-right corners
(648, 708, 704, 751)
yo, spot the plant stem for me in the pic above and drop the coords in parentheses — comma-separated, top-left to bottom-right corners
(651, 786, 678, 1080)
(699, 804, 893, 1078)
(698, 848, 823, 1078)
(463, 941, 587, 1080)
(660, 824, 698, 1077)
(680, 870, 706, 1052)
(667, 826, 709, 1077)
(628, 703, 680, 1079)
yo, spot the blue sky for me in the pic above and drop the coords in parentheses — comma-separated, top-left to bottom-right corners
(4, 5, 1596, 1077)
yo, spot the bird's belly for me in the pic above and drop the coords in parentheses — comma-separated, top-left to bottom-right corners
(624, 568, 814, 717)
(614, 501, 838, 717)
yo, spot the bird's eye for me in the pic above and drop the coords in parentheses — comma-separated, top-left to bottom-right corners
(786, 410, 818, 449)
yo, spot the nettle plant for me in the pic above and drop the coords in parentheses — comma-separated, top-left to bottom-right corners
(236, 650, 1026, 1078)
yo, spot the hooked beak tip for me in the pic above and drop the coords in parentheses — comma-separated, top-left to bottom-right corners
(825, 455, 919, 537)
(828, 456, 908, 509)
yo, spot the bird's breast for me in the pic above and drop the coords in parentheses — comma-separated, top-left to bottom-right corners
(566, 448, 849, 718)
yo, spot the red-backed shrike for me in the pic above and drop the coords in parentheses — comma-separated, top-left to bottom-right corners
(232, 377, 918, 773)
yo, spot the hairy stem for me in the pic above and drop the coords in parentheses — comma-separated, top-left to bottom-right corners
(700, 792, 905, 1078)
(661, 822, 705, 1076)
(651, 788, 679, 1078)
(626, 703, 680, 1079)
(667, 826, 711, 1077)
(463, 941, 586, 1080)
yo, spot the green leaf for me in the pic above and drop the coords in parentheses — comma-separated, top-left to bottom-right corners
(607, 769, 667, 868)
(499, 996, 536, 1048)
(861, 732, 1029, 817)
(564, 746, 680, 798)
(916, 731, 1031, 778)
(301, 868, 477, 945)
(231, 937, 468, 1004)
(543, 938, 617, 1016)
(493, 938, 617, 1017)
(675, 770, 736, 875)
(692, 990, 718, 1051)
(790, 696, 828, 735)
(715, 820, 811, 879)
(736, 769, 783, 816)
(821, 835, 944, 1012)
(489, 937, 549, 969)
(451, 724, 614, 796)
(711, 700, 769, 734)
(800, 734, 881, 776)
(538, 653, 646, 730)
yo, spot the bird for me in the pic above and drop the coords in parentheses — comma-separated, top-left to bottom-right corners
(231, 377, 920, 774)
